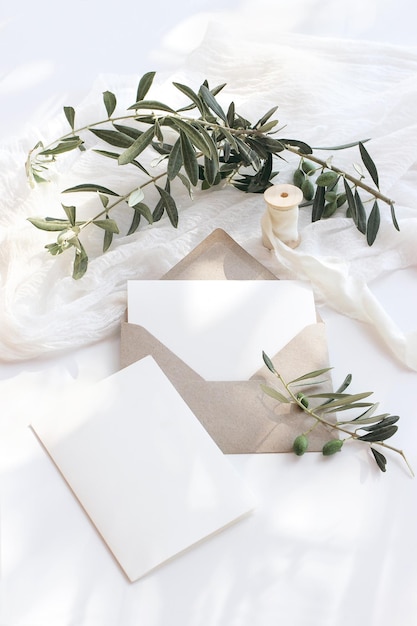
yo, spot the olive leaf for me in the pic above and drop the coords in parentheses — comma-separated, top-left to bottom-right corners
(367, 201, 381, 245)
(99, 194, 109, 208)
(27, 217, 70, 231)
(39, 138, 82, 156)
(262, 351, 277, 374)
(348, 413, 390, 426)
(173, 82, 204, 115)
(63, 106, 75, 130)
(127, 99, 176, 113)
(203, 155, 219, 187)
(343, 179, 357, 224)
(339, 403, 382, 425)
(131, 202, 153, 224)
(359, 415, 399, 431)
(136, 71, 156, 102)
(313, 139, 371, 150)
(289, 367, 333, 384)
(279, 138, 313, 155)
(90, 128, 134, 149)
(93, 148, 149, 175)
(199, 84, 227, 122)
(167, 138, 183, 181)
(127, 209, 141, 236)
(255, 105, 279, 129)
(103, 91, 117, 118)
(153, 119, 164, 144)
(358, 425, 398, 442)
(128, 187, 145, 207)
(155, 184, 178, 228)
(113, 124, 142, 140)
(359, 141, 379, 189)
(371, 447, 387, 472)
(118, 126, 155, 165)
(193, 120, 219, 162)
(260, 384, 290, 403)
(390, 203, 400, 231)
(63, 183, 119, 196)
(311, 185, 326, 221)
(94, 214, 118, 252)
(334, 374, 352, 394)
(177, 172, 193, 197)
(72, 240, 88, 280)
(179, 130, 199, 186)
(93, 218, 119, 233)
(103, 229, 113, 253)
(354, 190, 367, 234)
(235, 137, 260, 169)
(171, 118, 212, 158)
(62, 204, 76, 226)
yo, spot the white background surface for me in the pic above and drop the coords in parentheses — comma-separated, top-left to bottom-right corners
(1, 1, 417, 625)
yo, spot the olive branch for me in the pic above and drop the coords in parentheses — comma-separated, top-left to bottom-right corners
(26, 71, 399, 279)
(261, 351, 413, 476)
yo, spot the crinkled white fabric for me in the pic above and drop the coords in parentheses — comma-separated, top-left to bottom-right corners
(1, 19, 417, 366)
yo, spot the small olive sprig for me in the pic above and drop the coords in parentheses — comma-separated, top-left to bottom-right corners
(261, 352, 413, 476)
(290, 143, 398, 247)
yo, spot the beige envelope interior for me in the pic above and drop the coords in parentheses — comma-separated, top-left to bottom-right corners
(121, 229, 335, 453)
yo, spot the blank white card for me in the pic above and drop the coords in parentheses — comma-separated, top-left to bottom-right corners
(127, 279, 316, 380)
(31, 356, 254, 582)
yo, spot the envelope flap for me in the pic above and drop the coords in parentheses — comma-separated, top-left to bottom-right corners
(162, 229, 278, 281)
(251, 321, 331, 384)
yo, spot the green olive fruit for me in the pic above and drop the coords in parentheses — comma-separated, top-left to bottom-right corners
(336, 192, 347, 207)
(323, 201, 338, 218)
(322, 439, 344, 456)
(324, 191, 337, 203)
(296, 392, 309, 408)
(293, 168, 305, 189)
(301, 179, 315, 201)
(301, 160, 316, 176)
(315, 170, 339, 187)
(293, 434, 308, 456)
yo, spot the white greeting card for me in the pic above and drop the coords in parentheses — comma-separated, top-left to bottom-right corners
(31, 356, 254, 582)
(127, 279, 316, 380)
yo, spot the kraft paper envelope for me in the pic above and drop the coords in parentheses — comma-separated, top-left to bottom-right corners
(31, 356, 255, 582)
(121, 229, 335, 453)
